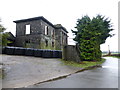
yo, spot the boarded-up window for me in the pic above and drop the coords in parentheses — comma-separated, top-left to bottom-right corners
(26, 25, 30, 34)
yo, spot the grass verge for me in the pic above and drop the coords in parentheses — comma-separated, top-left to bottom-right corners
(60, 58, 106, 68)
(105, 56, 120, 58)
(0, 63, 4, 79)
(0, 69, 2, 79)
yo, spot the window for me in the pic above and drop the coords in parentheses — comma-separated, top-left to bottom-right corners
(45, 40, 48, 47)
(52, 42, 54, 47)
(51, 30, 55, 38)
(66, 36, 67, 44)
(26, 25, 30, 34)
(62, 32, 64, 44)
(25, 39, 30, 43)
(45, 26, 48, 35)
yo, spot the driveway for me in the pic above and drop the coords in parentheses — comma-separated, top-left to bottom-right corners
(1, 54, 82, 88)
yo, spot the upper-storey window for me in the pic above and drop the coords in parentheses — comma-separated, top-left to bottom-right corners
(26, 25, 30, 34)
(45, 26, 48, 35)
(51, 29, 55, 38)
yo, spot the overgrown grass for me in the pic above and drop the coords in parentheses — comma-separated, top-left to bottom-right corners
(105, 56, 120, 58)
(0, 69, 2, 79)
(60, 58, 106, 68)
(113, 56, 120, 58)
(103, 53, 120, 58)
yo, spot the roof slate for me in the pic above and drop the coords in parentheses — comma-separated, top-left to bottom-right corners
(13, 16, 68, 33)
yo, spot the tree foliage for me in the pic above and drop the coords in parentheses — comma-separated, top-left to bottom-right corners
(72, 15, 114, 61)
(0, 19, 10, 46)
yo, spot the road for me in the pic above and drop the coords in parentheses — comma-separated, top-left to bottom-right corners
(27, 57, 119, 88)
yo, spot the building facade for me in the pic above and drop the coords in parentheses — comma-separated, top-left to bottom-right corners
(13, 16, 68, 50)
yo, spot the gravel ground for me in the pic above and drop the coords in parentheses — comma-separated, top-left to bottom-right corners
(1, 54, 82, 88)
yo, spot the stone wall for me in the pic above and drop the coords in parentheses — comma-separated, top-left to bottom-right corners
(15, 19, 56, 49)
(16, 20, 42, 36)
(55, 28, 68, 50)
(14, 17, 68, 50)
(63, 45, 81, 63)
(15, 34, 42, 48)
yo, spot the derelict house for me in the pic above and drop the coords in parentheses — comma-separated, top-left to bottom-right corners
(13, 16, 68, 50)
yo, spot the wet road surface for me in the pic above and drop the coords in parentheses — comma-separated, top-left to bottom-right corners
(27, 57, 118, 88)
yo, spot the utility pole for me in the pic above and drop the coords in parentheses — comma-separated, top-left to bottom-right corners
(108, 45, 111, 56)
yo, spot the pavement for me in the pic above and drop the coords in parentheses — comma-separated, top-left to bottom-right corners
(1, 54, 83, 88)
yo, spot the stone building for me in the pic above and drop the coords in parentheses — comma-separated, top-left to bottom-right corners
(7, 32, 15, 46)
(13, 16, 68, 50)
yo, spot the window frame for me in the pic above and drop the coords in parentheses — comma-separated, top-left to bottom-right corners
(26, 25, 30, 34)
(45, 26, 49, 35)
(52, 42, 54, 47)
(45, 40, 48, 47)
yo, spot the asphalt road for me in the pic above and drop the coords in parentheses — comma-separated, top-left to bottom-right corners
(27, 57, 119, 88)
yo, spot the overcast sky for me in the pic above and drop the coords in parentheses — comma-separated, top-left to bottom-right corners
(0, 0, 119, 52)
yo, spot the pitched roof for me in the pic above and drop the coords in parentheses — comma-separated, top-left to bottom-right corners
(13, 16, 55, 28)
(6, 32, 15, 40)
(13, 16, 68, 33)
(54, 24, 68, 33)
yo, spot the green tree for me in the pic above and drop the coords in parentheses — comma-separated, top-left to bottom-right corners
(0, 19, 10, 46)
(72, 15, 114, 61)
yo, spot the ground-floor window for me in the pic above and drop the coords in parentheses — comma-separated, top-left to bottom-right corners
(45, 40, 48, 47)
(52, 42, 54, 47)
